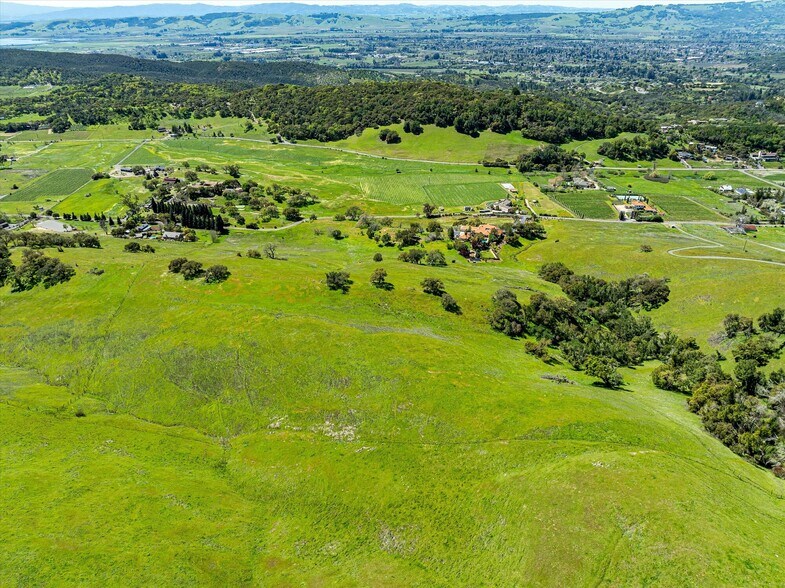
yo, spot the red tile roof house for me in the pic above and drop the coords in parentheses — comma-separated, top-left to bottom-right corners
(629, 200, 659, 213)
(456, 224, 500, 240)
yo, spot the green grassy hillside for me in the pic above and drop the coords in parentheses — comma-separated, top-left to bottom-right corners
(1, 220, 784, 585)
(313, 124, 542, 164)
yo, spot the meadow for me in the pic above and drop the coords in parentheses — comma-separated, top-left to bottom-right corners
(312, 124, 542, 164)
(119, 138, 518, 214)
(563, 133, 674, 169)
(1, 219, 784, 586)
(1, 128, 775, 221)
(520, 181, 573, 217)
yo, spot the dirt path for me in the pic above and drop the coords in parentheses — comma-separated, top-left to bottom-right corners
(115, 139, 149, 166)
(667, 225, 785, 267)
(739, 169, 784, 189)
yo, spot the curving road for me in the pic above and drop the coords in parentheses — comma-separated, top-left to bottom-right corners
(667, 225, 785, 267)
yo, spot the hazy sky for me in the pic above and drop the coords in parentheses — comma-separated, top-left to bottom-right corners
(4, 0, 752, 6)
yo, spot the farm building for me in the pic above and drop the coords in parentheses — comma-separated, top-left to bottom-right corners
(751, 151, 780, 162)
(162, 231, 184, 241)
(572, 177, 594, 190)
(492, 199, 516, 214)
(722, 224, 758, 235)
(500, 183, 518, 194)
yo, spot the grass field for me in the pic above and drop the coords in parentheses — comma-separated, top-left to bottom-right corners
(119, 145, 170, 166)
(598, 171, 740, 220)
(53, 177, 144, 216)
(548, 190, 617, 219)
(1, 136, 517, 216)
(423, 181, 507, 207)
(316, 124, 542, 164)
(3, 168, 94, 202)
(646, 194, 727, 221)
(563, 133, 674, 169)
(521, 182, 573, 217)
(0, 85, 54, 99)
(142, 138, 516, 213)
(1, 219, 784, 585)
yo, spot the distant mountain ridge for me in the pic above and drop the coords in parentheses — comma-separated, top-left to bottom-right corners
(0, 2, 593, 22)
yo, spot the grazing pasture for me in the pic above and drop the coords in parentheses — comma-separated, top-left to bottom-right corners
(316, 124, 542, 164)
(1, 220, 784, 586)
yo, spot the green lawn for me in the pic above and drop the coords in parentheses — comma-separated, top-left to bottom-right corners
(1, 220, 784, 585)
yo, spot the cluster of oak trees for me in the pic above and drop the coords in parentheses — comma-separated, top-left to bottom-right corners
(0, 75, 646, 144)
(655, 310, 785, 472)
(487, 260, 784, 474)
(489, 262, 671, 387)
(0, 244, 75, 292)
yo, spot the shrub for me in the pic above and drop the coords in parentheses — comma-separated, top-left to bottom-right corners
(204, 264, 230, 284)
(124, 241, 141, 253)
(283, 207, 302, 222)
(326, 271, 352, 292)
(370, 268, 389, 288)
(181, 260, 204, 280)
(169, 257, 188, 273)
(421, 277, 445, 296)
(345, 206, 364, 221)
(247, 249, 262, 259)
(441, 293, 460, 313)
(585, 356, 624, 388)
(373, 252, 383, 262)
(425, 250, 446, 266)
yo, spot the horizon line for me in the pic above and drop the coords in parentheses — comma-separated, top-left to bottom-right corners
(3, 0, 762, 9)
